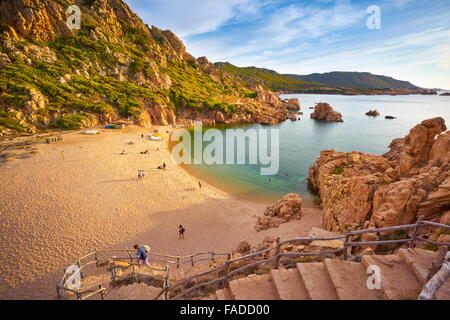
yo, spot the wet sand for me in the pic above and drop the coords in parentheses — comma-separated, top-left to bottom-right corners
(0, 126, 321, 299)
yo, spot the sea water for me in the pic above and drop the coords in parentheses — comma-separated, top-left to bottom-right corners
(180, 93, 450, 204)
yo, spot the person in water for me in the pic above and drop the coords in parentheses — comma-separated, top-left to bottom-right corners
(179, 225, 185, 239)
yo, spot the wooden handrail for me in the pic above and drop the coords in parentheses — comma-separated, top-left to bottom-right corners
(58, 219, 449, 300)
(168, 219, 449, 300)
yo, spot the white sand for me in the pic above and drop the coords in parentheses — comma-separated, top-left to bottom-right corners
(0, 126, 321, 299)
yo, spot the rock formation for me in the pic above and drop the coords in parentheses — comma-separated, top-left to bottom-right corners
(255, 194, 303, 231)
(310, 103, 343, 122)
(309, 117, 450, 242)
(285, 98, 301, 111)
(366, 110, 380, 117)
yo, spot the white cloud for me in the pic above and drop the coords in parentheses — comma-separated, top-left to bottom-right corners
(125, 0, 263, 37)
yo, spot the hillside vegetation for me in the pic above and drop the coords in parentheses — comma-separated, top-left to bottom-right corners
(0, 0, 290, 135)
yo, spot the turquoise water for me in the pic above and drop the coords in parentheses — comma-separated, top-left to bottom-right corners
(179, 93, 450, 204)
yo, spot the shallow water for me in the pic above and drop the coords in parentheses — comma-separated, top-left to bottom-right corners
(179, 93, 450, 204)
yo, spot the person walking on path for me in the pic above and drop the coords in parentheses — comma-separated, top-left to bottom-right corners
(134, 244, 150, 267)
(179, 225, 185, 239)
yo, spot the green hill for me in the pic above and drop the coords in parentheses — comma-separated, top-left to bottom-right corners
(215, 62, 320, 92)
(285, 71, 421, 90)
(0, 0, 289, 135)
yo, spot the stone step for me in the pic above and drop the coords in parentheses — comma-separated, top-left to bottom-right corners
(397, 247, 436, 284)
(297, 262, 338, 300)
(397, 248, 450, 300)
(271, 268, 310, 300)
(324, 258, 383, 300)
(215, 287, 234, 300)
(361, 254, 421, 300)
(229, 274, 279, 300)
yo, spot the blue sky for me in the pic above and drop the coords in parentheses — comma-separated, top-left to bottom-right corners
(125, 0, 450, 88)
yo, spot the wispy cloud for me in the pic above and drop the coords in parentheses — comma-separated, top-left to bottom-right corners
(126, 0, 264, 37)
(124, 0, 450, 88)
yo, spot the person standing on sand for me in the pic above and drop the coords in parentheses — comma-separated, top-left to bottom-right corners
(141, 134, 144, 139)
(163, 162, 166, 170)
(134, 244, 149, 267)
(61, 150, 64, 157)
(198, 181, 202, 189)
(179, 225, 185, 239)
(121, 150, 125, 155)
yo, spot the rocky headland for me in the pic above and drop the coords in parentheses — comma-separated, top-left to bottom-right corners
(308, 117, 449, 243)
(0, 0, 295, 137)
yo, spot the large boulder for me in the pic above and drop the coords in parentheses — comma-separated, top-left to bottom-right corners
(264, 193, 303, 221)
(310, 103, 343, 122)
(429, 131, 450, 163)
(365, 110, 380, 117)
(309, 118, 450, 237)
(398, 117, 446, 174)
(286, 98, 301, 111)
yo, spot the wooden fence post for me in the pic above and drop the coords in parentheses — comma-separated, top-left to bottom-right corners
(191, 255, 194, 267)
(224, 254, 231, 287)
(95, 251, 99, 268)
(177, 256, 180, 269)
(211, 251, 215, 261)
(275, 237, 281, 269)
(343, 234, 351, 260)
(409, 215, 424, 248)
(99, 284, 105, 300)
(164, 268, 170, 300)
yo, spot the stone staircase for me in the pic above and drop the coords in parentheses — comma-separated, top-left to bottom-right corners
(210, 248, 450, 300)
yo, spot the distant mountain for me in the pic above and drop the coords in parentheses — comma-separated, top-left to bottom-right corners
(285, 72, 422, 90)
(214, 63, 426, 95)
(214, 62, 319, 92)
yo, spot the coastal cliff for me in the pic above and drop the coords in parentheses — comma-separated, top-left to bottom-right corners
(0, 0, 292, 136)
(309, 117, 450, 243)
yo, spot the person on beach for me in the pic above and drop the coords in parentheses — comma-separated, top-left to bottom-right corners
(138, 170, 142, 179)
(179, 225, 185, 239)
(121, 150, 125, 155)
(198, 181, 202, 189)
(141, 134, 144, 139)
(163, 162, 166, 170)
(61, 150, 65, 157)
(134, 244, 149, 267)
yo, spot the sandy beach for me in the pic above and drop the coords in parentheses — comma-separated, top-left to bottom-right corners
(0, 126, 321, 299)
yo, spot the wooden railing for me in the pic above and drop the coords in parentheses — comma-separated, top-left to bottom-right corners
(57, 218, 449, 300)
(57, 249, 228, 300)
(165, 218, 450, 300)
